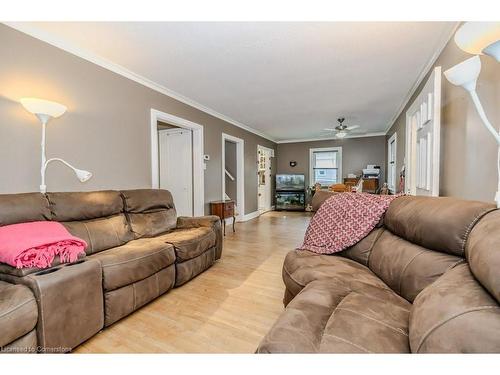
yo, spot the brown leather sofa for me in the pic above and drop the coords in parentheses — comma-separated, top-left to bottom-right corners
(0, 281, 38, 352)
(0, 189, 222, 352)
(257, 195, 500, 353)
(310, 190, 336, 212)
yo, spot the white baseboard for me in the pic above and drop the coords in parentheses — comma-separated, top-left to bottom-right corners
(257, 206, 275, 215)
(224, 208, 274, 224)
(239, 210, 260, 222)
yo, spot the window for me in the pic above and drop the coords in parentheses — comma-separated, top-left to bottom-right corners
(387, 133, 397, 193)
(309, 147, 342, 187)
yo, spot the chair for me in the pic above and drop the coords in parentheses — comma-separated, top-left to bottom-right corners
(329, 183, 349, 193)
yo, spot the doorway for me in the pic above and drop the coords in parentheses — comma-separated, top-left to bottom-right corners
(221, 133, 244, 220)
(405, 67, 441, 196)
(150, 109, 204, 216)
(257, 145, 274, 214)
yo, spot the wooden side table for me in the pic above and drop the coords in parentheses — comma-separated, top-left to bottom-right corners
(210, 200, 235, 236)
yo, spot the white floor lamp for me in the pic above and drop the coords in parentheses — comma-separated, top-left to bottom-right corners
(444, 22, 500, 207)
(20, 98, 92, 193)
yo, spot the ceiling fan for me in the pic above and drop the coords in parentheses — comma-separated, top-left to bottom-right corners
(323, 118, 365, 138)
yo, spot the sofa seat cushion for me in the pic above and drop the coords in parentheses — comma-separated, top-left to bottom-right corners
(90, 238, 176, 291)
(283, 250, 389, 301)
(155, 227, 216, 262)
(257, 280, 411, 353)
(0, 281, 38, 347)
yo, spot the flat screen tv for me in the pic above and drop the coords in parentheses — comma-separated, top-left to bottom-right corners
(276, 174, 305, 191)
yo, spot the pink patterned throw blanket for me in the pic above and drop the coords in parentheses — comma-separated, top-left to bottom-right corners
(0, 221, 87, 269)
(299, 193, 399, 254)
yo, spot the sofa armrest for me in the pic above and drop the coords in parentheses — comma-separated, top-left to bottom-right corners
(176, 215, 223, 261)
(176, 215, 221, 229)
(0, 252, 86, 278)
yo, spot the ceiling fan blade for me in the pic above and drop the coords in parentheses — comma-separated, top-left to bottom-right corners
(323, 128, 337, 131)
(346, 125, 360, 130)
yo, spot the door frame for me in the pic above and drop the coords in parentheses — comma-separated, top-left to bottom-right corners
(404, 66, 441, 196)
(387, 133, 397, 193)
(257, 144, 275, 213)
(150, 108, 204, 216)
(221, 133, 245, 220)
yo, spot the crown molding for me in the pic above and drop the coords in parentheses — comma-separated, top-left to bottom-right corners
(4, 22, 277, 142)
(6, 22, 459, 142)
(384, 22, 460, 135)
(276, 131, 386, 144)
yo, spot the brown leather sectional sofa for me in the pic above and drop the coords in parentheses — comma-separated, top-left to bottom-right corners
(257, 195, 500, 353)
(0, 189, 222, 352)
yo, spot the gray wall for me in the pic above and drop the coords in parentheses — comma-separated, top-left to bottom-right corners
(386, 36, 500, 204)
(224, 140, 237, 204)
(276, 136, 386, 188)
(0, 24, 276, 215)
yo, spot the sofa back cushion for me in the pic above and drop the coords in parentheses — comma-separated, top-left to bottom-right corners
(311, 190, 336, 212)
(384, 196, 494, 257)
(46, 191, 133, 255)
(465, 209, 500, 303)
(47, 191, 123, 221)
(369, 230, 463, 302)
(339, 227, 384, 267)
(409, 263, 500, 353)
(0, 193, 51, 226)
(121, 189, 177, 238)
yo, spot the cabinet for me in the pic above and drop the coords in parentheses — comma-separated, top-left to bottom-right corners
(343, 178, 379, 193)
(275, 192, 305, 211)
(210, 200, 235, 236)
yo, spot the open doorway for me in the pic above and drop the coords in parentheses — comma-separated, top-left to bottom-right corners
(257, 145, 274, 214)
(150, 109, 204, 216)
(221, 133, 244, 220)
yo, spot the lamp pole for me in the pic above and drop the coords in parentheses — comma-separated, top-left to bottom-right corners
(468, 90, 500, 208)
(37, 114, 51, 194)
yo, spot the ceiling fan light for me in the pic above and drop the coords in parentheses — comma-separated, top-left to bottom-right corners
(336, 131, 347, 139)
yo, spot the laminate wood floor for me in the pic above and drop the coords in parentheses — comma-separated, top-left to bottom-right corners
(75, 211, 311, 353)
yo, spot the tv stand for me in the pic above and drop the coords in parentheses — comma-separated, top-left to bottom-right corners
(275, 191, 305, 211)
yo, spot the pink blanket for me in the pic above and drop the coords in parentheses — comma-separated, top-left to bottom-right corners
(299, 193, 399, 254)
(0, 221, 87, 269)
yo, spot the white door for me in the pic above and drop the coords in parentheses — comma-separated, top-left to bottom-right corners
(387, 133, 397, 193)
(258, 146, 273, 212)
(405, 67, 441, 196)
(159, 128, 193, 216)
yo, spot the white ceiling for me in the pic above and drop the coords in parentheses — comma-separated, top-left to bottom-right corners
(9, 22, 456, 142)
